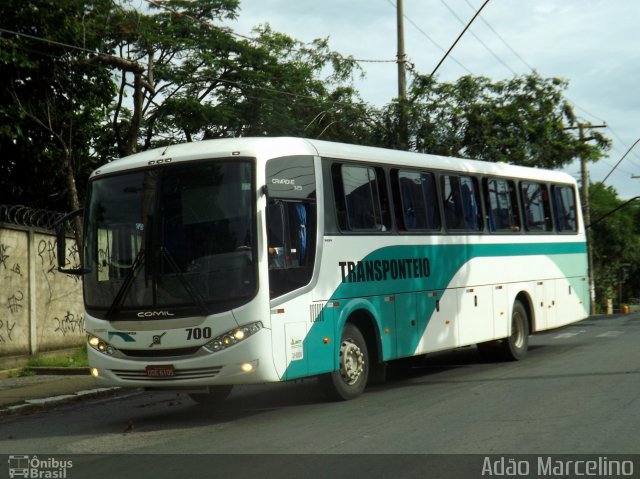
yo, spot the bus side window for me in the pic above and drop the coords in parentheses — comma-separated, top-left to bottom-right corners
(266, 201, 287, 269)
(552, 185, 578, 232)
(442, 174, 482, 231)
(333, 163, 389, 232)
(521, 182, 553, 232)
(484, 178, 521, 233)
(266, 199, 315, 298)
(395, 169, 440, 231)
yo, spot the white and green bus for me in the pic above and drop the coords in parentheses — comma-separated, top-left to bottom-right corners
(57, 137, 589, 402)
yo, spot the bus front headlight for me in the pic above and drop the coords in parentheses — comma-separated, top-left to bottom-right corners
(203, 322, 263, 353)
(87, 334, 115, 356)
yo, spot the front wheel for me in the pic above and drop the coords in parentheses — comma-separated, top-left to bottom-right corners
(502, 300, 529, 361)
(320, 323, 369, 401)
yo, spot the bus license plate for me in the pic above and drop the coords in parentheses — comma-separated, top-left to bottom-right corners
(145, 365, 175, 378)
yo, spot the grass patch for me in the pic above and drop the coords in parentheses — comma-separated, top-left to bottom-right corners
(8, 369, 36, 378)
(27, 346, 89, 368)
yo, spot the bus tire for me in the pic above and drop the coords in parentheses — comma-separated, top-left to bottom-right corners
(320, 323, 369, 401)
(189, 385, 233, 405)
(502, 300, 529, 361)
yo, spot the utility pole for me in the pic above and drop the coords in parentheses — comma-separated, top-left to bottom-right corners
(396, 0, 408, 149)
(570, 122, 606, 315)
(396, 0, 407, 101)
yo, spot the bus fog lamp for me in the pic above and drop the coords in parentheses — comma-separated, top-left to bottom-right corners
(203, 322, 263, 353)
(90, 368, 100, 378)
(241, 360, 258, 373)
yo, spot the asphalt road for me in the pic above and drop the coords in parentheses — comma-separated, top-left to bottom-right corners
(1, 314, 639, 478)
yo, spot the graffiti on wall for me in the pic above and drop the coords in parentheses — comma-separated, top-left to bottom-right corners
(0, 229, 85, 356)
(0, 319, 16, 343)
(0, 238, 26, 351)
(53, 311, 85, 336)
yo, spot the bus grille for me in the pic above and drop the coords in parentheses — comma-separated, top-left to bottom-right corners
(111, 366, 223, 381)
(120, 347, 201, 358)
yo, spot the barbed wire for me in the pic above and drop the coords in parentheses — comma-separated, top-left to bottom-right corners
(0, 204, 67, 230)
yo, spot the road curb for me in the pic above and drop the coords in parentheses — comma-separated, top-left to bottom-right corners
(0, 386, 122, 417)
(28, 367, 91, 376)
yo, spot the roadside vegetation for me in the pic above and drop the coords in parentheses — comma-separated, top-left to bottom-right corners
(9, 346, 89, 377)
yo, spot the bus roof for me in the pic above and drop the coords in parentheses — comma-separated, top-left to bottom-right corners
(92, 137, 576, 184)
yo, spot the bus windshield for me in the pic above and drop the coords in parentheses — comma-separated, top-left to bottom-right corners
(83, 159, 257, 319)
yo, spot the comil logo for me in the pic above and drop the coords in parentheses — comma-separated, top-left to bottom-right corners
(137, 311, 175, 318)
(8, 455, 73, 478)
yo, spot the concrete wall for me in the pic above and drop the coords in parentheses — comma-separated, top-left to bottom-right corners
(0, 224, 84, 359)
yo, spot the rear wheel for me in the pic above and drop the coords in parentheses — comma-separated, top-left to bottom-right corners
(320, 323, 369, 401)
(189, 385, 233, 405)
(502, 300, 529, 360)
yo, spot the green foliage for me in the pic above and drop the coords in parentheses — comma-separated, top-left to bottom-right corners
(0, 0, 116, 210)
(379, 73, 611, 169)
(589, 184, 640, 310)
(27, 346, 89, 368)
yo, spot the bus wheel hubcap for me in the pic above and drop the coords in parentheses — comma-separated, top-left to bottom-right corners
(512, 313, 524, 349)
(340, 340, 364, 385)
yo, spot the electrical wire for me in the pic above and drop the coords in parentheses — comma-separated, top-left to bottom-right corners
(439, 0, 517, 76)
(385, 0, 473, 75)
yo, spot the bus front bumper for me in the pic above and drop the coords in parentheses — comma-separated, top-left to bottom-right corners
(87, 328, 281, 388)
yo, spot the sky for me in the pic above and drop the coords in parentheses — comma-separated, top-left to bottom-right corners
(221, 0, 640, 199)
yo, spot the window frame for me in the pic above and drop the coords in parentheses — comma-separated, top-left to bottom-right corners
(393, 168, 442, 232)
(551, 184, 578, 234)
(331, 162, 391, 234)
(441, 174, 484, 232)
(483, 177, 522, 234)
(520, 181, 553, 233)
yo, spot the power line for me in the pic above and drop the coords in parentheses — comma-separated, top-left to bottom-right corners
(0, 27, 98, 56)
(385, 0, 473, 75)
(0, 25, 389, 137)
(430, 0, 490, 77)
(463, 0, 534, 72)
(143, 0, 396, 65)
(461, 0, 612, 135)
(439, 0, 517, 76)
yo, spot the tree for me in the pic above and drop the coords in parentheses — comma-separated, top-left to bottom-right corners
(92, 1, 371, 155)
(0, 0, 371, 214)
(0, 0, 116, 219)
(589, 184, 640, 311)
(378, 73, 610, 169)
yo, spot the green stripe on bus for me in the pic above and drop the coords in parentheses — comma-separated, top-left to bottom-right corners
(283, 241, 587, 380)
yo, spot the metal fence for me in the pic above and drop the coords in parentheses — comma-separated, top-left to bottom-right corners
(0, 204, 67, 230)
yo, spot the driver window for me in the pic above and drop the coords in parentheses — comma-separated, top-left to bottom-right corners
(266, 199, 315, 297)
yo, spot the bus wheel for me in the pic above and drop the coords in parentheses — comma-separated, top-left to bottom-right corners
(502, 300, 529, 361)
(321, 323, 369, 401)
(189, 385, 233, 405)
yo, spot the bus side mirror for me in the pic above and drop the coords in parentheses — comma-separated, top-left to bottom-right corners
(54, 208, 87, 275)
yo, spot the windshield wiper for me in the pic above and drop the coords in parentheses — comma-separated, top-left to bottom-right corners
(105, 249, 145, 320)
(159, 246, 211, 315)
